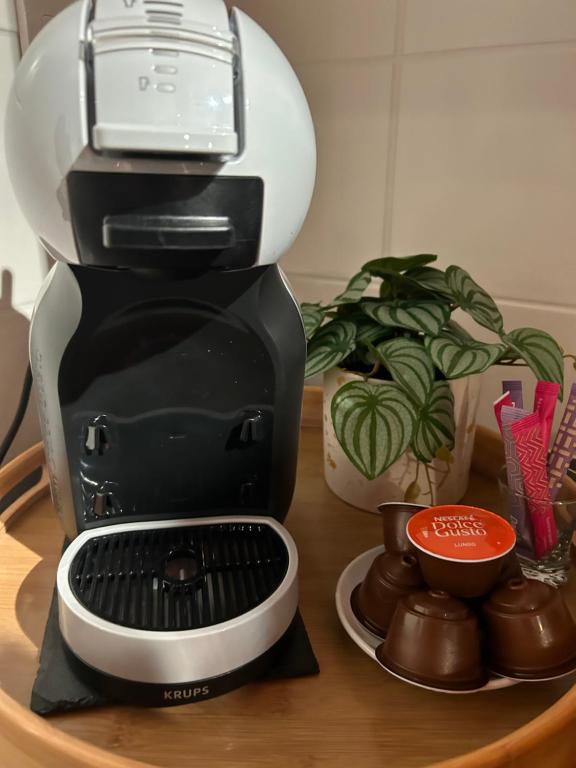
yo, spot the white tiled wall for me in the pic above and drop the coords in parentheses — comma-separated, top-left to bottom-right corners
(0, 0, 14, 32)
(403, 0, 576, 53)
(232, 0, 397, 61)
(0, 0, 44, 461)
(286, 58, 393, 279)
(233, 0, 576, 428)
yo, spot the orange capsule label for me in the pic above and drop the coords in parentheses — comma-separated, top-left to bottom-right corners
(406, 505, 516, 562)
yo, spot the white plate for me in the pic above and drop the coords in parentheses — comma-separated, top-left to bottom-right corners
(335, 545, 520, 694)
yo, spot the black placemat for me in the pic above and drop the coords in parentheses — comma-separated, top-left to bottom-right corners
(31, 588, 319, 715)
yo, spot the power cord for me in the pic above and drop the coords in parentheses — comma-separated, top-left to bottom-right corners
(0, 364, 33, 466)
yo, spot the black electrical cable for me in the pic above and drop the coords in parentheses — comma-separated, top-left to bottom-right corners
(0, 364, 33, 466)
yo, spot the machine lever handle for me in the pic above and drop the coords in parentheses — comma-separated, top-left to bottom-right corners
(102, 214, 236, 250)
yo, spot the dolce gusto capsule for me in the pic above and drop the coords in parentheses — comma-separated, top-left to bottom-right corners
(483, 578, 576, 680)
(406, 506, 516, 599)
(376, 590, 488, 692)
(352, 552, 424, 637)
(378, 502, 427, 553)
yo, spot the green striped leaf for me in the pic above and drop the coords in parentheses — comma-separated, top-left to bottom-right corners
(376, 338, 434, 406)
(305, 320, 356, 379)
(446, 266, 504, 333)
(411, 382, 455, 463)
(425, 336, 506, 379)
(378, 272, 440, 300)
(356, 318, 394, 345)
(502, 327, 564, 397)
(363, 254, 437, 276)
(407, 267, 452, 298)
(300, 303, 327, 340)
(331, 381, 418, 480)
(361, 299, 450, 337)
(498, 345, 523, 362)
(440, 320, 474, 343)
(332, 271, 371, 305)
(334, 306, 395, 346)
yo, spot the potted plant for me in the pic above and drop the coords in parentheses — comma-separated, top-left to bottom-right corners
(302, 255, 565, 511)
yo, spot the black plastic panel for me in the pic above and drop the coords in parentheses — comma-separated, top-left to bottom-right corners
(67, 172, 263, 270)
(58, 265, 305, 530)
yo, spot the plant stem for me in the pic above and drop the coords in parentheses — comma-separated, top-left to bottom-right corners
(364, 361, 381, 380)
(414, 461, 421, 486)
(436, 464, 451, 490)
(424, 463, 434, 501)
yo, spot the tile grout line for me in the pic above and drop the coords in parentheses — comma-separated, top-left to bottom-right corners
(402, 36, 576, 59)
(291, 37, 576, 69)
(380, 0, 406, 259)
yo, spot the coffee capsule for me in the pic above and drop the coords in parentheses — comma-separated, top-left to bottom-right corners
(378, 502, 427, 553)
(406, 505, 516, 599)
(351, 552, 424, 638)
(483, 578, 576, 680)
(377, 590, 488, 692)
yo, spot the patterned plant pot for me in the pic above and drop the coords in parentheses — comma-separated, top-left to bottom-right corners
(323, 368, 481, 512)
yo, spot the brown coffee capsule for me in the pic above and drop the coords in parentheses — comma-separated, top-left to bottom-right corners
(377, 590, 488, 691)
(378, 502, 427, 553)
(406, 505, 516, 599)
(416, 551, 504, 599)
(351, 552, 424, 638)
(483, 578, 576, 680)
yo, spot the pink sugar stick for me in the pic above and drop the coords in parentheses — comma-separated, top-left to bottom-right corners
(533, 380, 561, 452)
(494, 391, 513, 433)
(501, 405, 534, 556)
(510, 413, 558, 558)
(549, 382, 576, 500)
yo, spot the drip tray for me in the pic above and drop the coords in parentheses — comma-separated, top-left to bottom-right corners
(69, 522, 289, 631)
(57, 516, 298, 690)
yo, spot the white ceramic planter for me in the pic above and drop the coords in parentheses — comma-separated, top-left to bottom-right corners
(323, 368, 481, 512)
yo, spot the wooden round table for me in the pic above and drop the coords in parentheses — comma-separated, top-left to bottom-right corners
(1, 418, 576, 767)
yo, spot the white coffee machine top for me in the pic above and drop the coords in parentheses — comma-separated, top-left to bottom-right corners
(5, 0, 316, 267)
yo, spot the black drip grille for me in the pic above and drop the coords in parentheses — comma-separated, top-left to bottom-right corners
(69, 523, 289, 631)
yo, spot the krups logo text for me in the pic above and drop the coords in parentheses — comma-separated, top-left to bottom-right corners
(164, 686, 210, 701)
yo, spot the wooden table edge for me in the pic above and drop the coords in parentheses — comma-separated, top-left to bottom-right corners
(0, 387, 575, 768)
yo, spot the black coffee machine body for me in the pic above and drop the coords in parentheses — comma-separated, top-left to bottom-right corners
(32, 257, 305, 539)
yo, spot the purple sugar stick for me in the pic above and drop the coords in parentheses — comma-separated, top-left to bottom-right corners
(502, 380, 524, 410)
(549, 383, 576, 500)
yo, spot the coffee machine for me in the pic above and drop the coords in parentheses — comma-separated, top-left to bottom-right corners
(6, 0, 315, 705)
